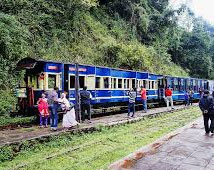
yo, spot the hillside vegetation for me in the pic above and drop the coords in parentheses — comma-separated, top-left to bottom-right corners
(0, 0, 214, 114)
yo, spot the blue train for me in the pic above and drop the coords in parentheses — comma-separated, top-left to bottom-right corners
(15, 57, 214, 113)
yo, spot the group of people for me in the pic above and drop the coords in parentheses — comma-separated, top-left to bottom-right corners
(37, 86, 92, 130)
(126, 85, 214, 135)
(126, 86, 197, 117)
(127, 86, 176, 117)
(127, 86, 148, 118)
(184, 89, 195, 106)
(37, 84, 212, 134)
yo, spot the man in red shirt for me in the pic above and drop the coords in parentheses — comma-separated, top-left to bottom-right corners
(165, 86, 174, 110)
(140, 86, 147, 113)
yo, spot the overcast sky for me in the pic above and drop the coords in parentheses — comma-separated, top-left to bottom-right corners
(171, 0, 214, 24)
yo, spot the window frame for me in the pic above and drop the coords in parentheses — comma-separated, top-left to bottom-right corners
(127, 79, 130, 89)
(95, 76, 101, 89)
(118, 78, 123, 89)
(46, 73, 62, 90)
(147, 80, 157, 90)
(68, 74, 86, 90)
(124, 79, 127, 89)
(103, 77, 110, 89)
(111, 77, 118, 90)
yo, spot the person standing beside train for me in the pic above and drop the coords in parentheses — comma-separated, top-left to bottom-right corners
(165, 86, 174, 111)
(199, 88, 203, 98)
(189, 88, 194, 105)
(184, 90, 190, 106)
(80, 86, 92, 123)
(199, 90, 214, 135)
(140, 86, 147, 113)
(47, 86, 59, 131)
(127, 87, 137, 118)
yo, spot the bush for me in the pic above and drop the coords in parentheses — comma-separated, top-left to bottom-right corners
(0, 90, 16, 116)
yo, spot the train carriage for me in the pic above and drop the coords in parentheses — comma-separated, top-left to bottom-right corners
(15, 57, 210, 114)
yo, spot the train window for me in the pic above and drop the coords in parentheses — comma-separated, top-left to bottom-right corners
(154, 81, 158, 89)
(198, 81, 200, 88)
(127, 79, 130, 89)
(79, 76, 85, 88)
(69, 76, 75, 88)
(174, 79, 178, 91)
(124, 79, 127, 89)
(58, 74, 62, 89)
(36, 75, 44, 90)
(69, 75, 84, 89)
(118, 79, 122, 89)
(96, 77, 101, 88)
(187, 79, 190, 89)
(48, 74, 57, 89)
(201, 81, 204, 89)
(193, 80, 197, 91)
(136, 80, 139, 88)
(111, 78, 117, 89)
(181, 79, 184, 91)
(87, 76, 95, 90)
(138, 80, 142, 87)
(143, 80, 147, 88)
(36, 75, 39, 89)
(148, 81, 151, 89)
(132, 79, 136, 88)
(178, 80, 181, 91)
(103, 77, 109, 89)
(28, 75, 37, 89)
(152, 81, 155, 89)
(193, 80, 196, 86)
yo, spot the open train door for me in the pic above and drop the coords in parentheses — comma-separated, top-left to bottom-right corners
(157, 76, 167, 102)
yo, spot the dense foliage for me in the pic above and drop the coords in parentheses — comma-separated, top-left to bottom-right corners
(0, 0, 214, 114)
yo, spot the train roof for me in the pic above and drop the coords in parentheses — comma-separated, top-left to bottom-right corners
(16, 57, 210, 81)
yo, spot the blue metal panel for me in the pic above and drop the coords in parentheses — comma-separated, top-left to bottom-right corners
(111, 69, 136, 78)
(95, 90, 111, 97)
(147, 90, 158, 100)
(96, 67, 111, 76)
(111, 90, 125, 97)
(136, 72, 149, 79)
(148, 74, 159, 80)
(147, 89, 157, 95)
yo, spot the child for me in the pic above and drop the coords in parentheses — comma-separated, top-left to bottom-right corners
(37, 93, 49, 128)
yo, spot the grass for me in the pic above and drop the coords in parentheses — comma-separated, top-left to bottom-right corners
(0, 107, 201, 170)
(0, 115, 36, 128)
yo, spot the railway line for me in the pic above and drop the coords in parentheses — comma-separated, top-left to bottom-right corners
(4, 100, 189, 131)
(0, 104, 197, 147)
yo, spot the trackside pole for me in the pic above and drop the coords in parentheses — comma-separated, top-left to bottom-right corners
(75, 63, 81, 123)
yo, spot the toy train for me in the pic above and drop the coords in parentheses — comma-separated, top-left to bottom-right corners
(15, 57, 214, 114)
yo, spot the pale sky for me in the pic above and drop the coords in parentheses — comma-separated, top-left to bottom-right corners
(171, 0, 214, 24)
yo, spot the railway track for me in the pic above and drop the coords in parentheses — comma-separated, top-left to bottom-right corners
(3, 100, 191, 131)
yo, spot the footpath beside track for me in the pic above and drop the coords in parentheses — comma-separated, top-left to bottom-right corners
(109, 116, 213, 170)
(0, 104, 197, 147)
